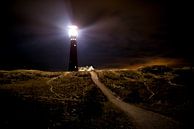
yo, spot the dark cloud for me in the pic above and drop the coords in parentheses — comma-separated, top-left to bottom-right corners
(0, 0, 192, 70)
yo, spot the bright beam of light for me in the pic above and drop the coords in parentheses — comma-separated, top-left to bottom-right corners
(68, 25, 78, 38)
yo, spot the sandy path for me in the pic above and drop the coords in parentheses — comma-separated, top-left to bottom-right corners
(90, 71, 181, 129)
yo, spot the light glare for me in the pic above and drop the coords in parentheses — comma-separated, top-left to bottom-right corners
(68, 25, 78, 38)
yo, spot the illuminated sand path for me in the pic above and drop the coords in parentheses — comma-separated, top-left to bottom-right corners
(46, 73, 79, 102)
(47, 74, 64, 98)
(90, 71, 181, 129)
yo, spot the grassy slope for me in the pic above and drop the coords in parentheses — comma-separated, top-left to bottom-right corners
(97, 66, 193, 128)
(0, 70, 134, 129)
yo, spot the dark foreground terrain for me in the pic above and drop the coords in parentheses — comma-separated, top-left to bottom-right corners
(97, 65, 193, 129)
(0, 65, 193, 129)
(0, 71, 133, 129)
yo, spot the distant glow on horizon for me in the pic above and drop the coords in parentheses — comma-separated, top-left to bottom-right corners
(68, 25, 78, 39)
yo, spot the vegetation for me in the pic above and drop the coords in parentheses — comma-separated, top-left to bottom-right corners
(0, 70, 134, 129)
(97, 65, 193, 128)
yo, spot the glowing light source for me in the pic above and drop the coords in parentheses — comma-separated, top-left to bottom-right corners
(68, 25, 78, 40)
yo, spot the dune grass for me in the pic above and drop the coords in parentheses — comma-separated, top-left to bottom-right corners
(0, 70, 134, 129)
(96, 65, 193, 126)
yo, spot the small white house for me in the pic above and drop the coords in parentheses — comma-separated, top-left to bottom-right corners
(78, 66, 94, 71)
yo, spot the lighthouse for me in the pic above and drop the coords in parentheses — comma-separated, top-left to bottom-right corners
(68, 25, 78, 71)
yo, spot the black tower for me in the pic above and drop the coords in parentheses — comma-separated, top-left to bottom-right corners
(68, 38, 78, 71)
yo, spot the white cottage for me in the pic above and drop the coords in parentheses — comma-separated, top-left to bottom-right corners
(78, 66, 94, 71)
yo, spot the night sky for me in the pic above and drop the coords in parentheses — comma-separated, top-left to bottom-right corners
(0, 0, 192, 70)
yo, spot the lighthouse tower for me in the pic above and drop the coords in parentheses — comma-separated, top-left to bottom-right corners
(68, 25, 78, 71)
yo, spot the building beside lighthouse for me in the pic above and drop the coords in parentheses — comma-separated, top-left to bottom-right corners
(78, 66, 94, 71)
(68, 25, 78, 71)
